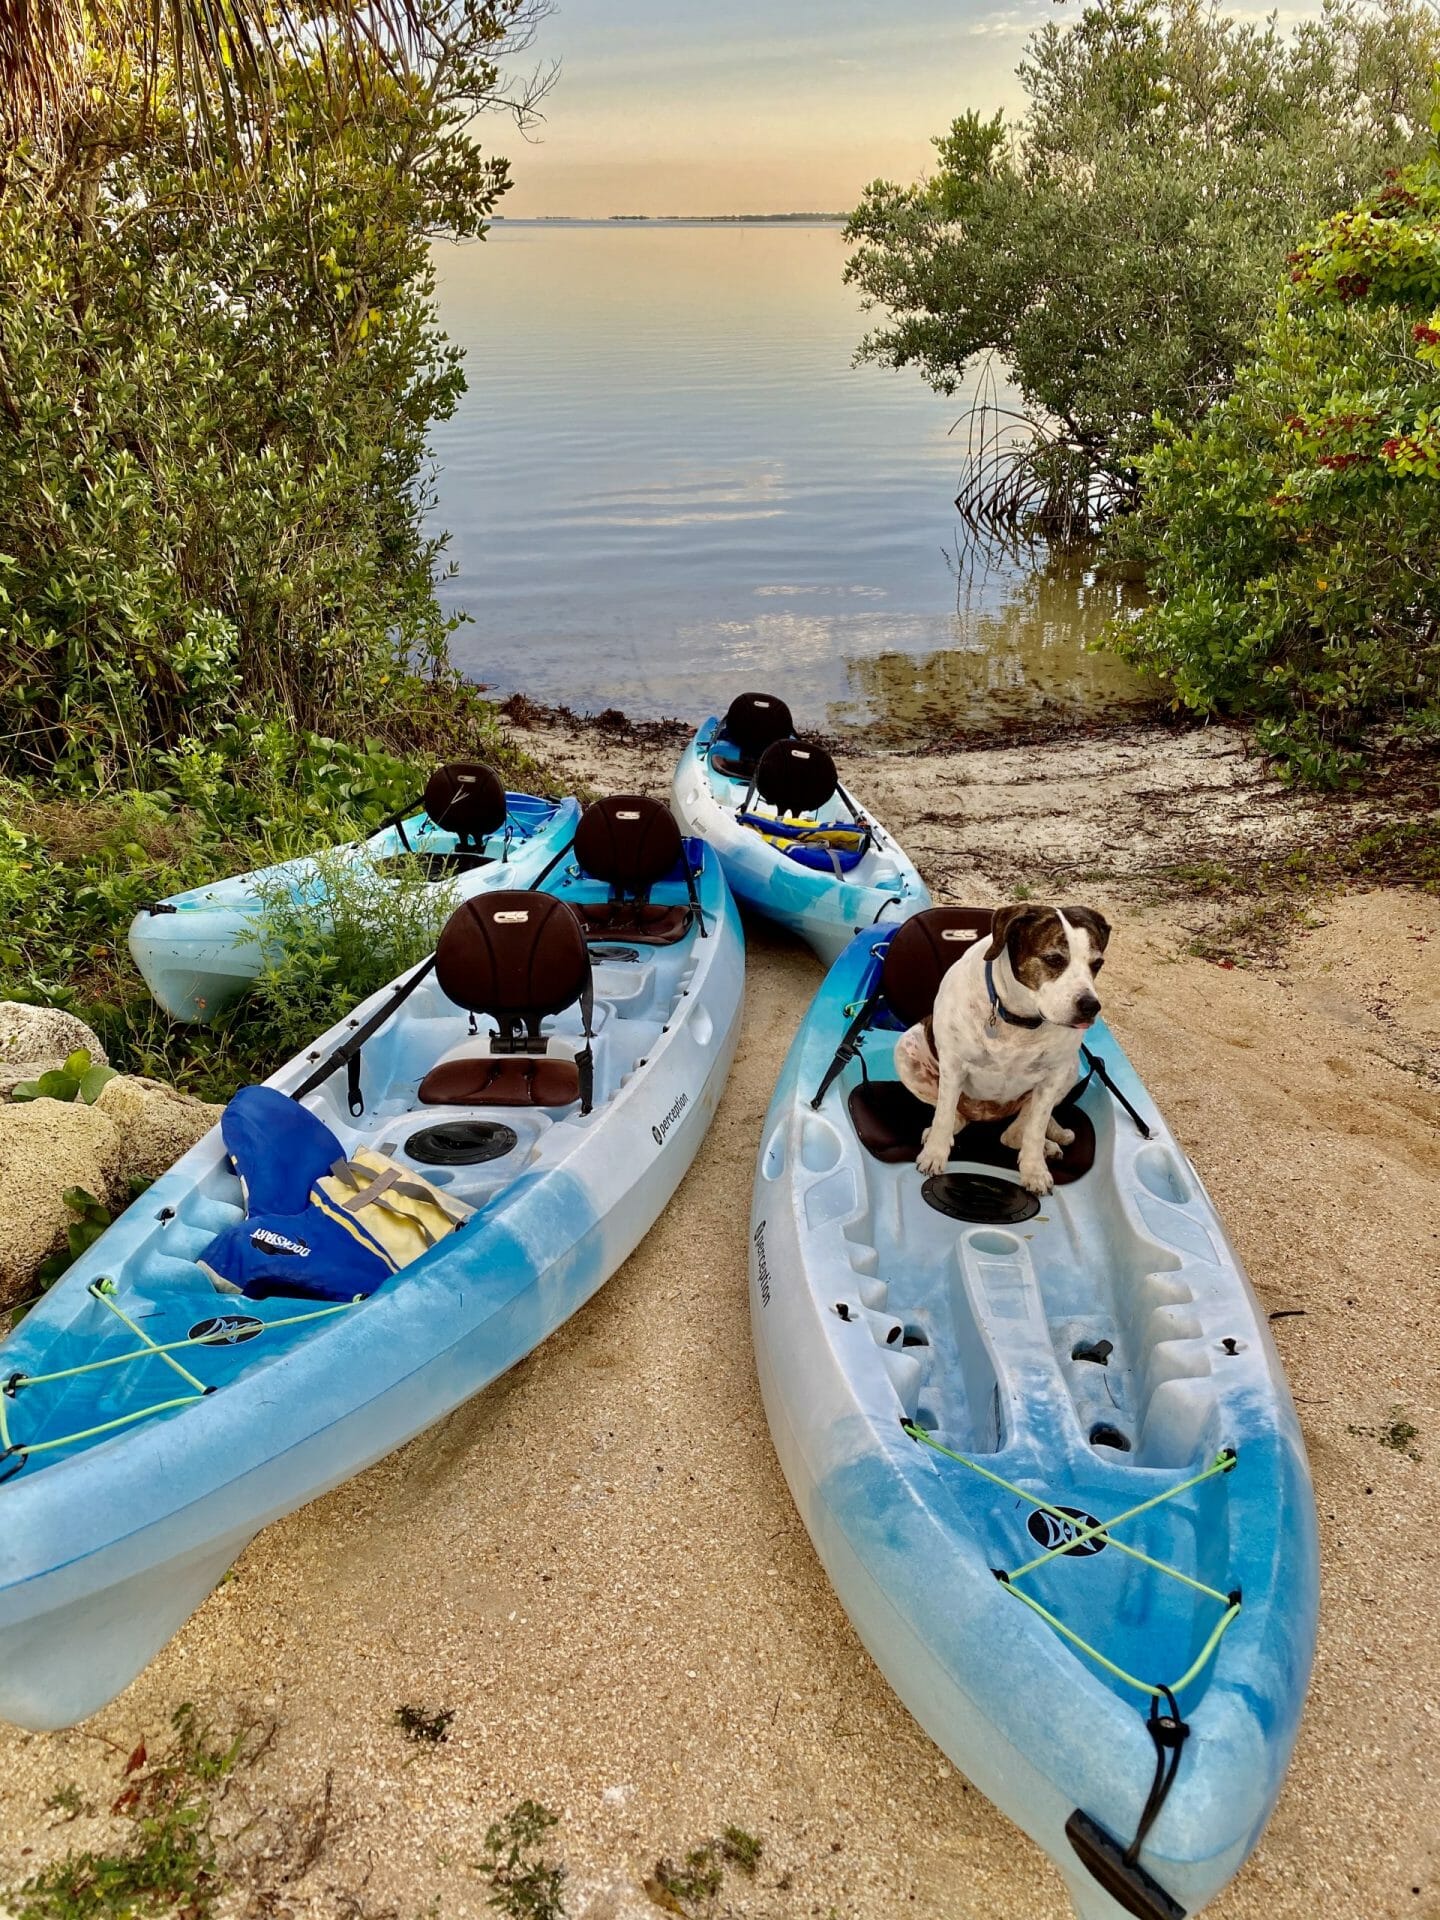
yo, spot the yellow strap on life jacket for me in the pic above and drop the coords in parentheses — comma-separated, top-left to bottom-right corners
(743, 816, 867, 853)
(311, 1148, 475, 1273)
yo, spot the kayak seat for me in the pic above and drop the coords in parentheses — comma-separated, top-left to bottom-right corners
(570, 900, 692, 944)
(422, 761, 508, 853)
(417, 889, 594, 1111)
(571, 795, 694, 947)
(751, 737, 839, 816)
(709, 690, 794, 779)
(418, 1053, 581, 1108)
(847, 1078, 1096, 1183)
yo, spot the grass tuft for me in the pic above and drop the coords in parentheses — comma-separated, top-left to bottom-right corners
(476, 1801, 566, 1920)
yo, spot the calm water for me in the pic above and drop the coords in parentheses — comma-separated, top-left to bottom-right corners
(430, 223, 1145, 738)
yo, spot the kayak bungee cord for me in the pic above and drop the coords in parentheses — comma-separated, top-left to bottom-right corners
(0, 1293, 359, 1477)
(900, 1421, 1242, 1700)
(902, 1420, 1243, 1898)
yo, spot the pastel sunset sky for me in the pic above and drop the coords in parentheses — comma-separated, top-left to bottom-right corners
(500, 0, 1065, 217)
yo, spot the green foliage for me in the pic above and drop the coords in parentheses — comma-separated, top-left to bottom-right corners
(0, 6, 521, 792)
(245, 843, 460, 1067)
(4, 1702, 262, 1919)
(42, 1785, 92, 1826)
(33, 1188, 114, 1292)
(11, 1049, 116, 1105)
(718, 1828, 762, 1877)
(1348, 1404, 1423, 1459)
(845, 0, 1440, 528)
(1109, 126, 1440, 780)
(477, 1801, 566, 1920)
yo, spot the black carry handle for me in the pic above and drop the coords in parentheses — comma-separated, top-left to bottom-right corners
(1079, 1045, 1152, 1139)
(291, 954, 437, 1116)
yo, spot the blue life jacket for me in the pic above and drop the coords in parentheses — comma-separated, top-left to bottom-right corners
(197, 1085, 390, 1301)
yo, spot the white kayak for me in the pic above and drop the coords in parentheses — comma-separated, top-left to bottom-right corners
(129, 762, 581, 1022)
(0, 797, 741, 1730)
(671, 695, 930, 966)
(750, 908, 1318, 1920)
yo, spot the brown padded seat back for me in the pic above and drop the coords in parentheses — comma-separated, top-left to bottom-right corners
(571, 901, 691, 947)
(848, 1079, 1096, 1181)
(879, 907, 995, 1027)
(419, 1054, 580, 1109)
(573, 795, 682, 896)
(422, 762, 508, 844)
(721, 691, 794, 759)
(753, 738, 838, 817)
(432, 889, 589, 1020)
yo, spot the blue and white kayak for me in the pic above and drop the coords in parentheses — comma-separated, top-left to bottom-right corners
(671, 717, 930, 967)
(750, 909, 1318, 1920)
(129, 765, 581, 1022)
(0, 802, 741, 1729)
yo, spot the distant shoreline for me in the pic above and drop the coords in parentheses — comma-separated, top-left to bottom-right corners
(492, 212, 848, 225)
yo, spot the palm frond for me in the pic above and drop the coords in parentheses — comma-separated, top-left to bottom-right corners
(0, 0, 442, 143)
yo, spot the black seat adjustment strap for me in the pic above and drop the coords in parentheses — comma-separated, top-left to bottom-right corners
(1080, 1045, 1153, 1139)
(810, 990, 881, 1111)
(291, 954, 438, 1116)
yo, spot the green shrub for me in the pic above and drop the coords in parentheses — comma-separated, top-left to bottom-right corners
(0, 9, 519, 792)
(1108, 116, 1440, 781)
(245, 845, 461, 1066)
(844, 0, 1440, 528)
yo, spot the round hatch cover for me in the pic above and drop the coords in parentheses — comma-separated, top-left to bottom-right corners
(920, 1172, 1040, 1224)
(405, 1121, 519, 1167)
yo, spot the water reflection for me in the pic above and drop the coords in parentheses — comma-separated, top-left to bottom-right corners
(831, 548, 1151, 739)
(429, 223, 1148, 737)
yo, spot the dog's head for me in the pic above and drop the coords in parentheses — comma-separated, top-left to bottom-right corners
(985, 904, 1111, 1030)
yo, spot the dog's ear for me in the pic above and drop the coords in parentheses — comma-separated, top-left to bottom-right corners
(1063, 905, 1112, 954)
(985, 903, 1043, 963)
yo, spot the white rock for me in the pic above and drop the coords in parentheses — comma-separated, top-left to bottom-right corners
(0, 1100, 122, 1310)
(0, 1002, 107, 1099)
(93, 1075, 222, 1188)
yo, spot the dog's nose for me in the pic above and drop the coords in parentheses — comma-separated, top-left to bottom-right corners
(1076, 992, 1101, 1022)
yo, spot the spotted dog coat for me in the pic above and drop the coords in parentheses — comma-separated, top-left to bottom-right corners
(897, 904, 1111, 1195)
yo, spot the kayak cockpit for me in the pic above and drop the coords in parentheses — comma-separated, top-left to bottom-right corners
(797, 912, 1255, 1720)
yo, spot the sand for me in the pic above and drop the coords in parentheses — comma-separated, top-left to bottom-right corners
(2, 718, 1437, 1920)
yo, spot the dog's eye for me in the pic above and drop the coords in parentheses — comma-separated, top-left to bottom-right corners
(1043, 951, 1066, 968)
(1092, 958, 1105, 974)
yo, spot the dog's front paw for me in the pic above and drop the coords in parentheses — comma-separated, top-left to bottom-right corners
(1019, 1156, 1054, 1196)
(916, 1129, 952, 1177)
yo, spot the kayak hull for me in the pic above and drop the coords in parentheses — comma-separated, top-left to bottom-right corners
(749, 926, 1318, 1918)
(1, 857, 740, 1729)
(128, 792, 582, 1023)
(671, 721, 930, 965)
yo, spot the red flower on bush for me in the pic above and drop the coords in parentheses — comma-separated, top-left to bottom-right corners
(1413, 324, 1440, 347)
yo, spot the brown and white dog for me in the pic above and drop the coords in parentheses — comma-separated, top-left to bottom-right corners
(898, 904, 1111, 1194)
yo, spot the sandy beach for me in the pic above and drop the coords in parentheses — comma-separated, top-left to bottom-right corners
(2, 716, 1437, 1920)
